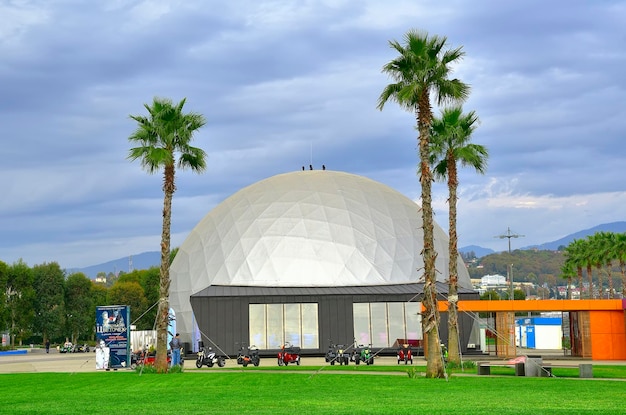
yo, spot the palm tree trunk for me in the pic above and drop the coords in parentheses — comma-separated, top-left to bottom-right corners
(606, 263, 614, 299)
(417, 97, 443, 379)
(596, 265, 603, 299)
(567, 276, 572, 299)
(577, 267, 583, 300)
(619, 259, 626, 298)
(156, 164, 175, 373)
(446, 153, 460, 365)
(586, 264, 593, 299)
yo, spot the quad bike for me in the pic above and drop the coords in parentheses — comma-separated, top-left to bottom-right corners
(277, 342, 300, 366)
(325, 341, 349, 365)
(325, 341, 337, 365)
(397, 343, 413, 365)
(359, 343, 374, 365)
(333, 344, 350, 365)
(236, 343, 260, 367)
(351, 343, 362, 365)
(196, 346, 226, 368)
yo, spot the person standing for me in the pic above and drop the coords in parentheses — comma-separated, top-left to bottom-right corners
(169, 333, 182, 366)
(45, 339, 50, 353)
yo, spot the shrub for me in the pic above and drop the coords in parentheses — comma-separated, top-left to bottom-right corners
(406, 367, 420, 378)
(446, 360, 476, 370)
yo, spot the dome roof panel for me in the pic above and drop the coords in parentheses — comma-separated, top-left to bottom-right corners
(170, 170, 473, 331)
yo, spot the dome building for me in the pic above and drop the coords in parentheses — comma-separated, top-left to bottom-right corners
(170, 170, 478, 355)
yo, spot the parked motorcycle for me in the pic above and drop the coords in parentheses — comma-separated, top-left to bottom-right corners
(325, 341, 337, 365)
(351, 343, 361, 365)
(277, 342, 300, 366)
(359, 343, 374, 365)
(73, 343, 90, 353)
(337, 344, 350, 365)
(196, 346, 226, 368)
(326, 342, 350, 365)
(59, 342, 73, 353)
(397, 343, 413, 365)
(236, 343, 260, 367)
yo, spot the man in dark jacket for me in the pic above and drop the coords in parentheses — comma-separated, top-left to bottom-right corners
(169, 333, 182, 366)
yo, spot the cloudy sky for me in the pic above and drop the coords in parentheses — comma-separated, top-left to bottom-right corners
(2, 0, 625, 269)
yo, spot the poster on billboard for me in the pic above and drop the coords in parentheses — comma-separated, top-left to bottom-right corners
(96, 305, 130, 369)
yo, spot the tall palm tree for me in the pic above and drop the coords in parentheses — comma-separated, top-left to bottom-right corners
(564, 239, 586, 299)
(429, 106, 487, 364)
(377, 29, 469, 378)
(588, 233, 607, 299)
(604, 232, 617, 299)
(614, 233, 626, 297)
(560, 260, 576, 300)
(128, 97, 206, 373)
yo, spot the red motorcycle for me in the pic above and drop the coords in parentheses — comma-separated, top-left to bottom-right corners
(277, 342, 301, 366)
(397, 343, 413, 365)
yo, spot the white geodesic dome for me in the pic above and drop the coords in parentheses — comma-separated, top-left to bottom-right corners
(169, 170, 471, 344)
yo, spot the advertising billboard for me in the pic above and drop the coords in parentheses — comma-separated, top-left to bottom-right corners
(96, 305, 130, 369)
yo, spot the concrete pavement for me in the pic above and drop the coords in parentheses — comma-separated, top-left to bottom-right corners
(1, 347, 622, 374)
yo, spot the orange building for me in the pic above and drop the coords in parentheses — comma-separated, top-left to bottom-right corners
(437, 299, 626, 360)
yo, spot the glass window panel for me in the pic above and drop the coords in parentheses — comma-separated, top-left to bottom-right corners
(266, 304, 284, 348)
(370, 303, 388, 348)
(249, 304, 266, 349)
(353, 303, 370, 346)
(284, 304, 301, 347)
(301, 303, 319, 348)
(249, 303, 319, 350)
(387, 303, 405, 347)
(405, 302, 422, 340)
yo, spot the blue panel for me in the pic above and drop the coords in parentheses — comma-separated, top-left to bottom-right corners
(527, 326, 536, 348)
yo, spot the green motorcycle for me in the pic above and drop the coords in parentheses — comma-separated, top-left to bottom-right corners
(360, 344, 374, 365)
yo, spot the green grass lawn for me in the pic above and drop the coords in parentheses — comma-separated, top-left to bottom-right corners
(2, 366, 625, 414)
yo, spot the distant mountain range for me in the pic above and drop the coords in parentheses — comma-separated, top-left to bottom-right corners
(72, 221, 626, 278)
(522, 221, 626, 250)
(67, 251, 161, 278)
(459, 221, 626, 257)
(458, 245, 495, 258)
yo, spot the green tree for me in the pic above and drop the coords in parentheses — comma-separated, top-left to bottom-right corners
(117, 268, 159, 329)
(32, 262, 66, 344)
(170, 247, 179, 265)
(564, 239, 586, 298)
(139, 267, 160, 330)
(615, 233, 626, 297)
(65, 273, 94, 343)
(6, 261, 36, 346)
(377, 30, 469, 378)
(90, 282, 108, 340)
(107, 281, 148, 326)
(0, 260, 9, 333)
(603, 232, 617, 298)
(480, 289, 501, 301)
(581, 238, 595, 299)
(588, 233, 607, 299)
(429, 105, 487, 364)
(128, 97, 207, 372)
(560, 261, 576, 299)
(507, 288, 526, 300)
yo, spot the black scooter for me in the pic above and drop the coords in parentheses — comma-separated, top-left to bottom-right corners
(236, 343, 260, 367)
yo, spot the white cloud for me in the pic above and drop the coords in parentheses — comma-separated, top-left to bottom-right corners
(1, 0, 624, 270)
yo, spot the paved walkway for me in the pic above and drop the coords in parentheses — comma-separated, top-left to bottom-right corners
(1, 348, 623, 374)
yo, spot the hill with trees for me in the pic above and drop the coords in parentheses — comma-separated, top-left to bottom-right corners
(467, 249, 565, 289)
